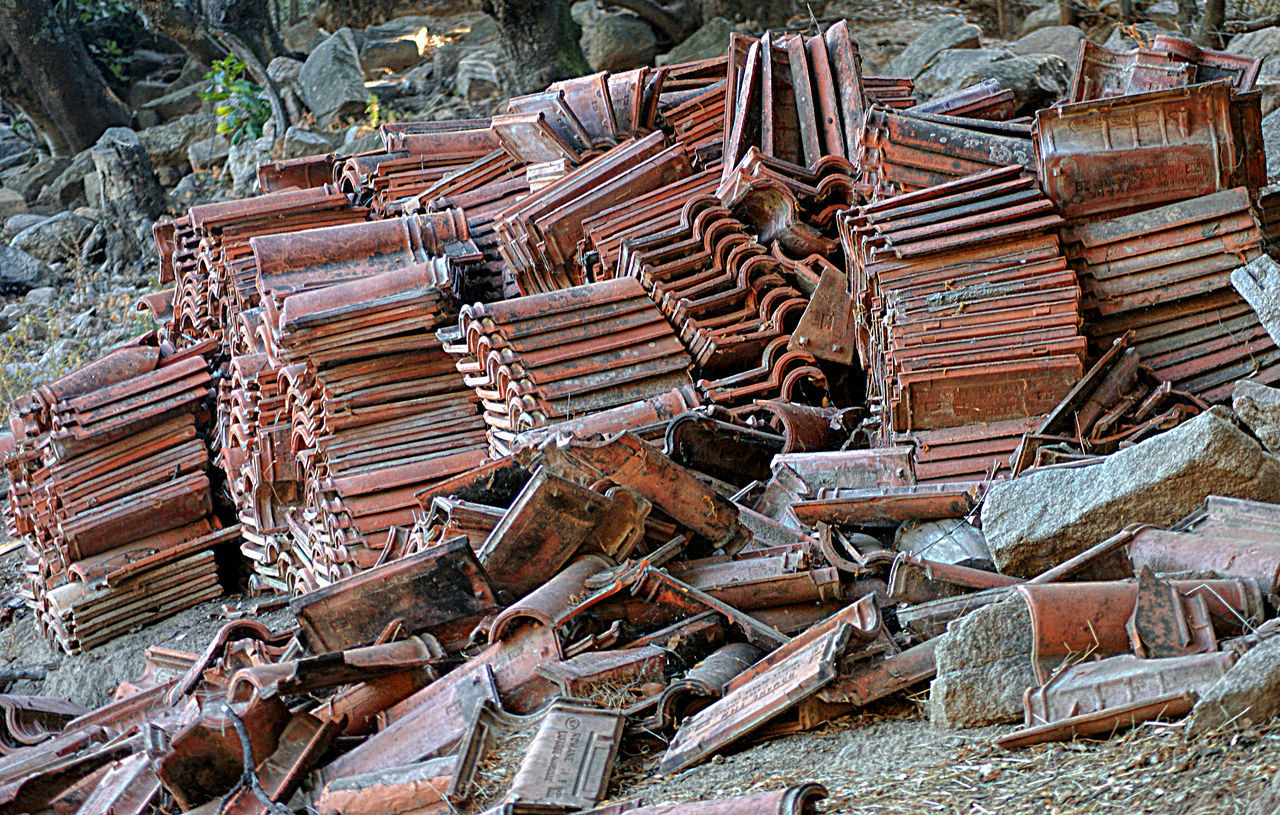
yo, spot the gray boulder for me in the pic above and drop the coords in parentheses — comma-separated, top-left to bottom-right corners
(0, 188, 25, 222)
(929, 598, 1035, 728)
(581, 13, 657, 73)
(914, 49, 1070, 116)
(267, 56, 304, 87)
(1188, 634, 1280, 734)
(1104, 22, 1172, 50)
(10, 212, 93, 265)
(11, 156, 70, 202)
(1227, 25, 1280, 63)
(140, 112, 217, 173)
(35, 149, 95, 210)
(433, 15, 500, 81)
(456, 51, 503, 100)
(658, 17, 733, 66)
(0, 245, 55, 294)
(888, 15, 983, 78)
(981, 407, 1280, 577)
(1234, 379, 1280, 453)
(187, 136, 230, 172)
(1012, 25, 1086, 64)
(1265, 108, 1280, 179)
(283, 127, 334, 158)
(284, 18, 327, 53)
(299, 28, 368, 127)
(5, 214, 47, 235)
(1234, 255, 1280, 347)
(226, 136, 274, 197)
(138, 82, 204, 124)
(361, 38, 422, 77)
(1019, 4, 1061, 36)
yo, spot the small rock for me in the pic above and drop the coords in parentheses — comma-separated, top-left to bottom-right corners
(929, 598, 1035, 728)
(5, 213, 48, 235)
(0, 188, 25, 221)
(225, 136, 274, 197)
(456, 50, 503, 100)
(283, 127, 334, 158)
(23, 286, 55, 307)
(187, 136, 231, 172)
(888, 15, 983, 79)
(10, 212, 94, 265)
(140, 82, 204, 123)
(1234, 379, 1280, 452)
(361, 38, 422, 77)
(11, 156, 70, 202)
(284, 18, 326, 53)
(72, 207, 100, 221)
(267, 56, 305, 88)
(981, 407, 1280, 577)
(1188, 634, 1280, 734)
(1020, 4, 1062, 37)
(83, 170, 102, 210)
(128, 78, 170, 109)
(140, 112, 218, 173)
(1263, 107, 1280, 179)
(35, 148, 95, 210)
(1103, 22, 1172, 50)
(0, 246, 55, 295)
(658, 17, 734, 67)
(1012, 25, 1086, 63)
(299, 28, 369, 127)
(581, 13, 657, 73)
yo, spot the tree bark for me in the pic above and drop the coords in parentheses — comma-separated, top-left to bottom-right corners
(206, 0, 283, 69)
(134, 0, 225, 66)
(480, 0, 591, 96)
(1192, 0, 1225, 46)
(0, 0, 131, 155)
(0, 38, 70, 155)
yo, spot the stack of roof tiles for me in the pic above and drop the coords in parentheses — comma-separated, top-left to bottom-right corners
(842, 165, 1085, 480)
(3, 343, 229, 652)
(442, 277, 694, 456)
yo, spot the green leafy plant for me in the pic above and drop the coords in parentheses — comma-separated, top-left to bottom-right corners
(200, 55, 271, 145)
(56, 0, 140, 85)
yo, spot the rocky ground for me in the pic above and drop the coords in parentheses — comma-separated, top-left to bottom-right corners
(6, 0, 1280, 811)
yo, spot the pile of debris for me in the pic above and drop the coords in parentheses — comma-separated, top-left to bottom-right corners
(7, 22, 1280, 815)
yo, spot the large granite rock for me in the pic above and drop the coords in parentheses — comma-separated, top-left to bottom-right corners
(888, 15, 983, 78)
(658, 17, 733, 66)
(361, 38, 422, 76)
(914, 49, 1070, 115)
(139, 112, 217, 174)
(0, 245, 55, 295)
(1188, 634, 1280, 734)
(1233, 255, 1280, 348)
(1012, 25, 1086, 63)
(10, 211, 94, 265)
(1234, 379, 1280, 453)
(581, 13, 657, 72)
(981, 407, 1280, 577)
(10, 156, 70, 202)
(299, 28, 368, 127)
(1020, 4, 1062, 36)
(929, 598, 1035, 728)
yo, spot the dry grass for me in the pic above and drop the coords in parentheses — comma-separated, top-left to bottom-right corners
(822, 719, 1280, 814)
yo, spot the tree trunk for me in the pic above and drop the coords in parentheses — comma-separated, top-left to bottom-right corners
(1192, 0, 1225, 46)
(481, 0, 591, 96)
(206, 0, 283, 69)
(0, 0, 131, 155)
(134, 0, 225, 66)
(0, 38, 70, 155)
